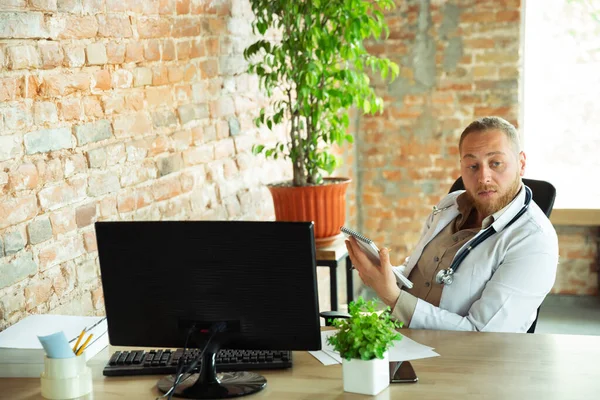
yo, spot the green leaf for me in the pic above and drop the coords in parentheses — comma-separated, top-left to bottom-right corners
(252, 144, 265, 155)
(363, 99, 371, 114)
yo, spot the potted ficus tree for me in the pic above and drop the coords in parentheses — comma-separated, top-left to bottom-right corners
(244, 0, 399, 245)
(327, 297, 402, 395)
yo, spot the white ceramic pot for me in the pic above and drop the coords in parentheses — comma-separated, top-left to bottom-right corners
(342, 351, 389, 395)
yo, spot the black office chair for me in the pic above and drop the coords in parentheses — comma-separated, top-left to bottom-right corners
(448, 177, 556, 333)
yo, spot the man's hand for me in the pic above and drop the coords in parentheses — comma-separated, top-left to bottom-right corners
(345, 236, 400, 308)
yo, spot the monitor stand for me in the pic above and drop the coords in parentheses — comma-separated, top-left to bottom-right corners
(157, 344, 267, 399)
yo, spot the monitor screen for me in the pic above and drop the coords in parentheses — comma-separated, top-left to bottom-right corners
(96, 220, 321, 350)
(95, 220, 322, 398)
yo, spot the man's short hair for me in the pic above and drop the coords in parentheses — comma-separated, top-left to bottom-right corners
(459, 116, 521, 155)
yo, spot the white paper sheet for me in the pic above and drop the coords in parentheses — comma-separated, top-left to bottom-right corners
(308, 350, 340, 366)
(0, 315, 107, 349)
(309, 330, 439, 365)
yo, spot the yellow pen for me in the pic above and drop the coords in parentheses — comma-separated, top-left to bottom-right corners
(76, 334, 93, 356)
(72, 330, 86, 353)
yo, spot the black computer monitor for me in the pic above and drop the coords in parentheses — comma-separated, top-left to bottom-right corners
(95, 221, 321, 399)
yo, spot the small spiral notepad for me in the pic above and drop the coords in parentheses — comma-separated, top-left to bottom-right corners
(341, 226, 413, 289)
(340, 227, 373, 244)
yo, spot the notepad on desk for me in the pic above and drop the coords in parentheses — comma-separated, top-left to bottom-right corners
(0, 314, 109, 377)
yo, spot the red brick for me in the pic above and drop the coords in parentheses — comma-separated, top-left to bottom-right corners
(206, 18, 227, 35)
(38, 41, 64, 69)
(113, 112, 153, 138)
(83, 96, 104, 118)
(8, 163, 39, 191)
(111, 69, 133, 89)
(474, 66, 497, 79)
(21, 75, 40, 99)
(62, 43, 85, 67)
(93, 70, 111, 91)
(168, 66, 184, 83)
(152, 65, 169, 86)
(30, 0, 57, 11)
(117, 191, 136, 213)
(473, 106, 513, 118)
(58, 98, 82, 121)
(183, 64, 197, 81)
(49, 209, 76, 234)
(200, 59, 218, 78)
(91, 286, 104, 310)
(177, 40, 191, 60)
(97, 14, 133, 38)
(146, 86, 173, 107)
(173, 17, 201, 37)
(41, 73, 89, 97)
(144, 39, 161, 61)
(205, 37, 219, 56)
(24, 280, 53, 312)
(148, 135, 172, 156)
(152, 176, 182, 201)
(216, 120, 229, 139)
(124, 92, 145, 111)
(137, 16, 171, 38)
(99, 196, 117, 218)
(0, 77, 22, 102)
(176, 0, 190, 14)
(101, 94, 125, 115)
(125, 42, 144, 63)
(86, 42, 108, 65)
(0, 194, 38, 229)
(190, 38, 205, 58)
(162, 39, 176, 61)
(135, 188, 153, 209)
(464, 38, 496, 49)
(54, 15, 99, 39)
(83, 230, 98, 252)
(76, 203, 96, 227)
(461, 12, 496, 23)
(106, 41, 126, 64)
(38, 235, 85, 270)
(159, 0, 175, 14)
(438, 82, 473, 92)
(209, 96, 235, 118)
(7, 45, 40, 69)
(496, 10, 520, 22)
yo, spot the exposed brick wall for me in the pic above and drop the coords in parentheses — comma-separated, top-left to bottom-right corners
(348, 0, 599, 296)
(0, 0, 290, 330)
(553, 226, 599, 296)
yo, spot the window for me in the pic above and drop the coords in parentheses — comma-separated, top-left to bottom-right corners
(523, 0, 600, 214)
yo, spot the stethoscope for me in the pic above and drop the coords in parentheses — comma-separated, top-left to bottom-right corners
(434, 186, 533, 285)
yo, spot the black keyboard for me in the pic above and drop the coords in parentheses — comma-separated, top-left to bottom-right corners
(103, 348, 293, 377)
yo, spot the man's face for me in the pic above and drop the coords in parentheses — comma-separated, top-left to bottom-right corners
(460, 129, 526, 217)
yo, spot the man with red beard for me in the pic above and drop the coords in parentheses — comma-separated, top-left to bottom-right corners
(346, 116, 559, 332)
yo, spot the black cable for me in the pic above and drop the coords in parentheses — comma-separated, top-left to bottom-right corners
(161, 324, 196, 400)
(165, 322, 227, 400)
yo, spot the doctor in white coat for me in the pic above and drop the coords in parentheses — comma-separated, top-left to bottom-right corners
(346, 117, 558, 333)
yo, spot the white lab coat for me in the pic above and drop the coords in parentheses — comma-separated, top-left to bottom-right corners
(393, 185, 559, 333)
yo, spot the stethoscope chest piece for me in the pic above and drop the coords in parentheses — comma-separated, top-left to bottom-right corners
(435, 268, 454, 285)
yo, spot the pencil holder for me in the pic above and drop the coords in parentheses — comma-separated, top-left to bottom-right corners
(40, 355, 93, 399)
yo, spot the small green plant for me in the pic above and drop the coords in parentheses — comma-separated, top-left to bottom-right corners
(327, 297, 402, 361)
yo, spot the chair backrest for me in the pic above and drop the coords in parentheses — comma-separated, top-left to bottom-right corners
(448, 177, 556, 218)
(448, 177, 556, 334)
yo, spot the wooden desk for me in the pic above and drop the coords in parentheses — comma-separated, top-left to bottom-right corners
(3, 329, 600, 399)
(315, 236, 353, 311)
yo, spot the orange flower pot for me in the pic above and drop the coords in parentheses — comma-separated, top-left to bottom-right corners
(268, 178, 351, 246)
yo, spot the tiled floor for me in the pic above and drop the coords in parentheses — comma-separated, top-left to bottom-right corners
(535, 294, 600, 336)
